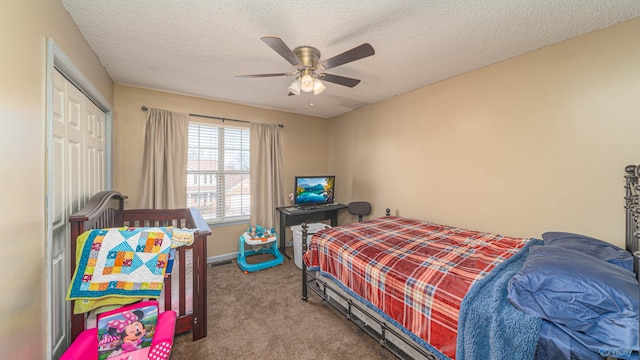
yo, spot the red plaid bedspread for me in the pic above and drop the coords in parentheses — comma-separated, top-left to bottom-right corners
(303, 216, 530, 359)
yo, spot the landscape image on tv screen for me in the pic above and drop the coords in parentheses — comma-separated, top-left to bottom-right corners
(295, 176, 335, 205)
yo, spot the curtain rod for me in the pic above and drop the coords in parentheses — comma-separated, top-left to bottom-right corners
(141, 106, 284, 128)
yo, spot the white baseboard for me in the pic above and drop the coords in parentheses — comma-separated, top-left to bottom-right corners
(207, 252, 238, 265)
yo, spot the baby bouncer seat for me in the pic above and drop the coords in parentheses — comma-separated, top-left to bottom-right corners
(237, 225, 284, 273)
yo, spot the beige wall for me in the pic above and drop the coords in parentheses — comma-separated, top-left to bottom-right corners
(113, 85, 329, 257)
(329, 17, 640, 248)
(0, 0, 114, 358)
(2, 1, 637, 357)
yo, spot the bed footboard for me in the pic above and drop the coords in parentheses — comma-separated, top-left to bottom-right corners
(68, 191, 211, 342)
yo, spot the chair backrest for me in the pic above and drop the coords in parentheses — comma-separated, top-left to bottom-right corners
(348, 201, 371, 222)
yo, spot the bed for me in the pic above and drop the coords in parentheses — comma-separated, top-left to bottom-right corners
(301, 165, 640, 360)
(68, 190, 211, 344)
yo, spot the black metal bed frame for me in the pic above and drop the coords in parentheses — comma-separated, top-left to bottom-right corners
(623, 165, 640, 281)
(301, 165, 640, 359)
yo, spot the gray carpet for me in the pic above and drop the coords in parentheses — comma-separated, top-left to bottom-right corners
(170, 252, 397, 359)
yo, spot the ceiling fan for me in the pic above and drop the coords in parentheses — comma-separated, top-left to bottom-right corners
(236, 36, 375, 96)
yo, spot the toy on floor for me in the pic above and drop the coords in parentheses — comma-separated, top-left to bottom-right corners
(237, 225, 284, 273)
(61, 301, 176, 360)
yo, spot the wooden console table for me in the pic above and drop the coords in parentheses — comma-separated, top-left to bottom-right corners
(276, 203, 347, 259)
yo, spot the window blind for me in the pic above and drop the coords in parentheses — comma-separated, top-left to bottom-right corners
(187, 123, 250, 223)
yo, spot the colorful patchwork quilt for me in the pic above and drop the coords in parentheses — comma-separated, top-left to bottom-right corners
(67, 227, 173, 300)
(303, 216, 531, 360)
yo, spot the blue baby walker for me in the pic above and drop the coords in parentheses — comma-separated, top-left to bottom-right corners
(237, 225, 284, 273)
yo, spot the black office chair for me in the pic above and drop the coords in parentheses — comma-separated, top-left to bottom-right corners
(348, 201, 371, 222)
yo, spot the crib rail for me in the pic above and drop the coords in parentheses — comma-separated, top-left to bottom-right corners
(122, 207, 211, 338)
(68, 191, 211, 342)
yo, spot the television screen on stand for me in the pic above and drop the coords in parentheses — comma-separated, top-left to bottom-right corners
(294, 176, 335, 207)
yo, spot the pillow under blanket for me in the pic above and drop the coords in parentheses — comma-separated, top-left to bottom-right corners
(541, 231, 633, 272)
(507, 245, 639, 352)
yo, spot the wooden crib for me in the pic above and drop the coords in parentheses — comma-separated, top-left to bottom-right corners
(68, 190, 211, 343)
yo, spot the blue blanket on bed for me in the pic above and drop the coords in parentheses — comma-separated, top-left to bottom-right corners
(456, 239, 543, 360)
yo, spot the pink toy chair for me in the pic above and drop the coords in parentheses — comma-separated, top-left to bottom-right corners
(61, 308, 177, 360)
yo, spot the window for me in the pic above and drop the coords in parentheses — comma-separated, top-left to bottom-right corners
(187, 122, 250, 223)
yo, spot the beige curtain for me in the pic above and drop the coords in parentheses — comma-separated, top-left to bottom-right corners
(137, 108, 189, 209)
(250, 123, 285, 228)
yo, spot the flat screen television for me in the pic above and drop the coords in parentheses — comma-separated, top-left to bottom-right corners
(294, 176, 335, 207)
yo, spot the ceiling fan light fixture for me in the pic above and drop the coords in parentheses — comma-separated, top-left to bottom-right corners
(237, 37, 375, 98)
(300, 74, 314, 92)
(313, 79, 326, 95)
(288, 78, 301, 95)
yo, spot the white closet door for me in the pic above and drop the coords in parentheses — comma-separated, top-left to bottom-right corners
(49, 69, 107, 358)
(85, 99, 106, 196)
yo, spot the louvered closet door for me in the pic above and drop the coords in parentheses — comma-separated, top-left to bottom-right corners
(50, 69, 106, 359)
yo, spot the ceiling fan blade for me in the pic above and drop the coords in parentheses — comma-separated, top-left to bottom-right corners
(235, 72, 292, 78)
(261, 36, 302, 66)
(318, 43, 375, 70)
(319, 73, 361, 88)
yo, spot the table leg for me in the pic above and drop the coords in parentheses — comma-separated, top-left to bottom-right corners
(279, 213, 291, 259)
(330, 212, 338, 227)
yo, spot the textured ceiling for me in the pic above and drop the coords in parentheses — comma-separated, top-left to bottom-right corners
(60, 0, 640, 119)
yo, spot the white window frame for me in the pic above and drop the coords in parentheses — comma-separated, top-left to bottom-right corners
(187, 121, 250, 226)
